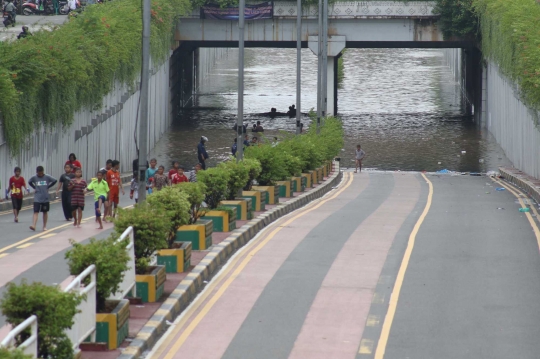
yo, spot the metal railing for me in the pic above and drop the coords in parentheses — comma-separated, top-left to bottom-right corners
(64, 264, 96, 350)
(110, 226, 137, 300)
(0, 315, 38, 357)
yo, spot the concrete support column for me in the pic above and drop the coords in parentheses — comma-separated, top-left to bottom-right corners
(308, 35, 346, 117)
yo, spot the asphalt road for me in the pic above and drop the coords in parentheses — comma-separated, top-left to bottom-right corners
(0, 14, 67, 41)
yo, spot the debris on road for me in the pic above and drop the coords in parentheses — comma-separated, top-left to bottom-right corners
(496, 188, 506, 191)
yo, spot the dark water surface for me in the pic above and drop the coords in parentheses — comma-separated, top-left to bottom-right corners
(150, 48, 511, 172)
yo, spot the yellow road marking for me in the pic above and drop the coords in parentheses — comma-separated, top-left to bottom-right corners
(366, 314, 380, 327)
(0, 253, 9, 259)
(39, 233, 56, 239)
(359, 339, 374, 354)
(152, 173, 355, 359)
(374, 173, 433, 359)
(491, 178, 540, 249)
(16, 243, 34, 249)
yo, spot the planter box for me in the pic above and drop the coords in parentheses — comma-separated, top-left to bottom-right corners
(291, 177, 305, 193)
(311, 169, 319, 185)
(318, 167, 324, 181)
(322, 163, 328, 178)
(175, 220, 213, 250)
(95, 299, 130, 350)
(203, 209, 236, 232)
(221, 199, 253, 220)
(252, 185, 279, 205)
(301, 173, 313, 188)
(135, 265, 166, 303)
(276, 180, 292, 198)
(157, 241, 192, 273)
(241, 190, 266, 212)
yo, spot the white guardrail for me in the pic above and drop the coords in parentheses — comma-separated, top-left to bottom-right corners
(64, 264, 97, 350)
(110, 226, 137, 300)
(0, 315, 38, 357)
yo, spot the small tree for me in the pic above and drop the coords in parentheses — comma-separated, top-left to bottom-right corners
(197, 167, 229, 209)
(0, 348, 33, 359)
(65, 237, 130, 312)
(242, 158, 262, 190)
(0, 281, 83, 359)
(245, 145, 289, 185)
(147, 186, 191, 246)
(175, 182, 207, 224)
(113, 202, 169, 274)
(218, 159, 250, 200)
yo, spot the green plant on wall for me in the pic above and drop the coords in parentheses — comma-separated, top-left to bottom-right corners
(0, 281, 83, 359)
(433, 0, 479, 40)
(65, 237, 130, 312)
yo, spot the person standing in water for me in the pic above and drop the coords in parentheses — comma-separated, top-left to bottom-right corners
(197, 136, 209, 169)
(355, 144, 366, 173)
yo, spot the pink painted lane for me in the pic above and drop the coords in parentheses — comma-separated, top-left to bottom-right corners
(288, 173, 421, 359)
(152, 174, 366, 359)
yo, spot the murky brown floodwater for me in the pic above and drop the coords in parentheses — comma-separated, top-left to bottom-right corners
(149, 48, 511, 173)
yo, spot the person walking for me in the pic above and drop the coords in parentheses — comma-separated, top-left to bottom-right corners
(28, 166, 57, 231)
(145, 158, 158, 194)
(8, 167, 28, 223)
(189, 163, 202, 182)
(87, 171, 109, 230)
(153, 166, 170, 191)
(171, 166, 188, 184)
(168, 160, 180, 179)
(65, 153, 82, 170)
(197, 136, 209, 169)
(56, 163, 75, 221)
(129, 172, 139, 204)
(231, 138, 238, 156)
(355, 144, 366, 173)
(106, 160, 124, 219)
(68, 168, 86, 228)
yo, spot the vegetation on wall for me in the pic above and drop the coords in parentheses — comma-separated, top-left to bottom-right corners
(433, 0, 479, 40)
(0, 0, 191, 155)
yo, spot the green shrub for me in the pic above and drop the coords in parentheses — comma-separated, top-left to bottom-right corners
(197, 167, 230, 209)
(215, 205, 235, 219)
(65, 237, 130, 312)
(113, 202, 169, 273)
(245, 145, 289, 185)
(306, 116, 344, 161)
(281, 152, 303, 177)
(0, 348, 33, 359)
(277, 136, 322, 172)
(0, 281, 83, 359)
(147, 186, 190, 246)
(175, 182, 207, 224)
(433, 0, 479, 40)
(241, 158, 262, 190)
(218, 159, 250, 200)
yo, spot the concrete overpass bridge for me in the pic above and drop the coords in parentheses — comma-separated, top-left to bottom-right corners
(171, 1, 478, 116)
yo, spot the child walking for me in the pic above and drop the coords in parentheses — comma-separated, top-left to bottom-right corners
(130, 173, 139, 204)
(28, 166, 57, 231)
(106, 160, 124, 219)
(8, 167, 28, 223)
(355, 144, 366, 173)
(56, 163, 75, 221)
(87, 171, 109, 230)
(68, 168, 87, 228)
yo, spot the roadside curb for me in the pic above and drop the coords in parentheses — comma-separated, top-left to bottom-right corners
(117, 167, 343, 359)
(499, 167, 540, 205)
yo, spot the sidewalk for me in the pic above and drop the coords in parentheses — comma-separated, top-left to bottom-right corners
(0, 14, 67, 41)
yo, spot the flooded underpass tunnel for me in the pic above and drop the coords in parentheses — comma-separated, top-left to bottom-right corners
(152, 48, 511, 173)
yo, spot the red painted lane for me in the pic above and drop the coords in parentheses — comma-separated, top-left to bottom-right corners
(288, 173, 421, 359)
(154, 174, 368, 359)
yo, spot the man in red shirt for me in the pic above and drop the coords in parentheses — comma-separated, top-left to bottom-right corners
(106, 160, 124, 219)
(168, 160, 180, 179)
(8, 167, 28, 223)
(171, 166, 189, 184)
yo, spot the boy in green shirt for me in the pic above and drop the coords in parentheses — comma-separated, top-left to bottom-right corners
(86, 171, 109, 229)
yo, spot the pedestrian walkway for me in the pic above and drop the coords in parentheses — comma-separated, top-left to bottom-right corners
(146, 171, 540, 359)
(0, 15, 66, 41)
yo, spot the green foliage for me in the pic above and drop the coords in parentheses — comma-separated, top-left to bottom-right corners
(306, 116, 344, 161)
(197, 167, 230, 209)
(0, 348, 33, 359)
(175, 182, 207, 224)
(0, 0, 191, 154)
(245, 145, 289, 186)
(241, 158, 262, 190)
(473, 0, 540, 111)
(0, 281, 83, 359)
(215, 205, 235, 219)
(147, 186, 191, 246)
(433, 0, 479, 39)
(218, 159, 250, 200)
(277, 135, 323, 172)
(113, 202, 169, 273)
(65, 237, 130, 312)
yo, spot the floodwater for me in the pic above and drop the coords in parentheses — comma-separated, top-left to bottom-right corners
(149, 48, 511, 173)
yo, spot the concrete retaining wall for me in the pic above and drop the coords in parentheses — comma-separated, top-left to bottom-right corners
(196, 48, 229, 90)
(0, 59, 171, 190)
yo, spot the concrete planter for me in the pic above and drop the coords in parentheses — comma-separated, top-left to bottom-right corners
(291, 176, 305, 193)
(276, 180, 292, 198)
(135, 265, 166, 303)
(241, 190, 266, 212)
(203, 209, 237, 232)
(175, 220, 213, 250)
(301, 173, 313, 188)
(221, 198, 253, 220)
(252, 185, 279, 204)
(322, 163, 328, 178)
(316, 167, 324, 182)
(95, 299, 130, 350)
(157, 241, 192, 273)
